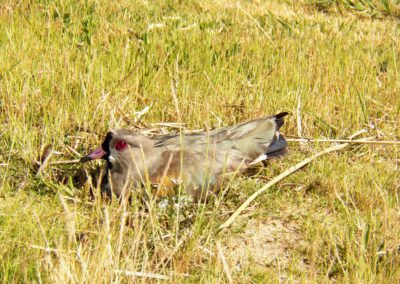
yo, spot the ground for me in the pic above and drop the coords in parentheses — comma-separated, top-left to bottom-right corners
(1, 0, 400, 282)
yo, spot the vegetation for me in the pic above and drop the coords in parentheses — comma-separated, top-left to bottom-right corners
(312, 0, 400, 17)
(1, 0, 399, 282)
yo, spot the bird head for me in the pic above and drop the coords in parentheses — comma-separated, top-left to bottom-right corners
(80, 130, 153, 168)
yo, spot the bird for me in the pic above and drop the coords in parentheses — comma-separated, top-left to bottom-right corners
(80, 112, 288, 200)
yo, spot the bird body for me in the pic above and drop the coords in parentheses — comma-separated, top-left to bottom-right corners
(81, 112, 288, 199)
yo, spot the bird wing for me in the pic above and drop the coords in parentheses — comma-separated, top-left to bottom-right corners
(151, 113, 288, 194)
(153, 113, 287, 162)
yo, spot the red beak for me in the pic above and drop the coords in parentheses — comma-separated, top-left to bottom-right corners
(80, 148, 107, 163)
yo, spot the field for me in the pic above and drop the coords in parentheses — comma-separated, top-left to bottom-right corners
(1, 0, 400, 282)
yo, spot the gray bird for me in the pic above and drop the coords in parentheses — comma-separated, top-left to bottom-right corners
(81, 112, 288, 199)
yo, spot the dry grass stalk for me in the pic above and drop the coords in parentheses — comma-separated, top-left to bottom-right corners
(296, 93, 309, 150)
(216, 242, 233, 284)
(36, 150, 54, 175)
(29, 244, 75, 254)
(236, 3, 272, 41)
(287, 138, 400, 145)
(114, 269, 170, 280)
(47, 159, 80, 165)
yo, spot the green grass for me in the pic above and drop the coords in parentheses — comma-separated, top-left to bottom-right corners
(311, 0, 400, 17)
(1, 0, 400, 282)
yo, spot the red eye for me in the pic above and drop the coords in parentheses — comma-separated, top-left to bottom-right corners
(114, 140, 127, 151)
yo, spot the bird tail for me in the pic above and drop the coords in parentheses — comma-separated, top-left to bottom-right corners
(241, 112, 288, 165)
(274, 112, 288, 130)
(209, 112, 289, 164)
(264, 132, 287, 158)
(264, 112, 288, 159)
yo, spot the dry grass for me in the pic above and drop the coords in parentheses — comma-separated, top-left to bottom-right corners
(1, 0, 400, 282)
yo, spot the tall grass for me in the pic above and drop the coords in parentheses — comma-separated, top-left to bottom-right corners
(0, 0, 399, 282)
(311, 0, 400, 17)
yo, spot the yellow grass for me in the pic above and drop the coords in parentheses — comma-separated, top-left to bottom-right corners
(0, 0, 399, 282)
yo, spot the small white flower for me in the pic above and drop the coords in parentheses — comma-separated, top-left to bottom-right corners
(158, 199, 169, 209)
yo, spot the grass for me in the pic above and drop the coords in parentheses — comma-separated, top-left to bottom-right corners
(1, 0, 400, 282)
(311, 0, 400, 17)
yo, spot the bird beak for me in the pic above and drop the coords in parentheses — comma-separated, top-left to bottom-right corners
(80, 148, 107, 163)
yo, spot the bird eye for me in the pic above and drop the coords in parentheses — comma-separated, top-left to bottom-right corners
(114, 140, 127, 151)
